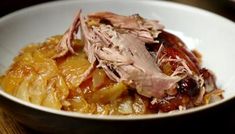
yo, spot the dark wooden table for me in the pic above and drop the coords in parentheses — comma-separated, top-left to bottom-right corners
(0, 0, 235, 133)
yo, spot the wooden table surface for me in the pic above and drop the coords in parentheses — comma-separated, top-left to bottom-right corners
(0, 0, 234, 133)
(0, 108, 31, 134)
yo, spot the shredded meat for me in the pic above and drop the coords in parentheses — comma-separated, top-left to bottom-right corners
(53, 10, 81, 58)
(88, 12, 164, 43)
(53, 10, 222, 104)
(80, 12, 182, 98)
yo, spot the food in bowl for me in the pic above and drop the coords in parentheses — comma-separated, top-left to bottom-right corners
(0, 10, 223, 115)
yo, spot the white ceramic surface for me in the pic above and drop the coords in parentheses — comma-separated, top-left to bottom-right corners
(0, 0, 235, 122)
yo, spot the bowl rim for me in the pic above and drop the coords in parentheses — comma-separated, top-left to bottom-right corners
(0, 0, 234, 120)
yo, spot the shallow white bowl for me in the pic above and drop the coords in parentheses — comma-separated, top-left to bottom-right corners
(0, 0, 235, 133)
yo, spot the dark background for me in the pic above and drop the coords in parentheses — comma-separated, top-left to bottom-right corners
(0, 0, 235, 133)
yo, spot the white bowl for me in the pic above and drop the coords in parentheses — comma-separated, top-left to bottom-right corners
(0, 0, 235, 133)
